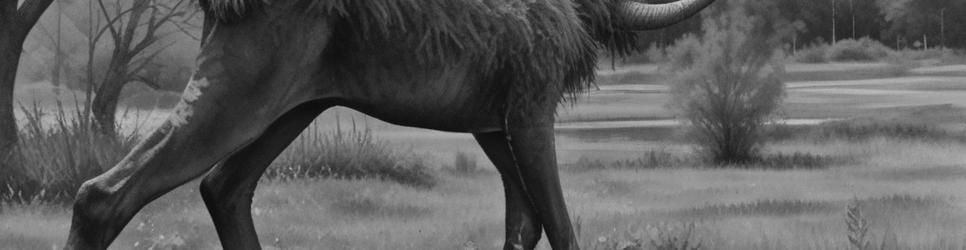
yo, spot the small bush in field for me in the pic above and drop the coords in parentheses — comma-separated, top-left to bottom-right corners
(666, 0, 793, 164)
(444, 151, 479, 175)
(267, 121, 437, 188)
(792, 44, 829, 63)
(1, 102, 136, 203)
(826, 38, 893, 62)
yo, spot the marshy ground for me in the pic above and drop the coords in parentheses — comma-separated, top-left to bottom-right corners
(4, 61, 966, 249)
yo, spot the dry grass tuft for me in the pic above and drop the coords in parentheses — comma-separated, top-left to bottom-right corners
(266, 119, 438, 188)
(1, 102, 137, 203)
(846, 198, 872, 250)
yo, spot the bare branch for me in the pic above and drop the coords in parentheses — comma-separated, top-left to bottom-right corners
(133, 76, 162, 90)
(96, 0, 120, 41)
(91, 8, 137, 48)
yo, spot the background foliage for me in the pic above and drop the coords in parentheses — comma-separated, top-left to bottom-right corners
(638, 0, 966, 51)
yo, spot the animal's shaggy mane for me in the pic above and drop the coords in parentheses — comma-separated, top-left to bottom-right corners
(199, 0, 640, 110)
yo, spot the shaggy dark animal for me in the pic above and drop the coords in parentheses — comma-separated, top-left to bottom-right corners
(65, 0, 714, 249)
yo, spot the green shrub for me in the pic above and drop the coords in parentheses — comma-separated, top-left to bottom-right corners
(666, 0, 791, 164)
(267, 121, 437, 188)
(826, 38, 893, 62)
(895, 48, 945, 61)
(791, 44, 829, 63)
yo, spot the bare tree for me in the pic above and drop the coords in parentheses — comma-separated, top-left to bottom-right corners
(850, 0, 856, 39)
(940, 7, 945, 54)
(88, 0, 196, 135)
(831, 0, 837, 43)
(0, 0, 55, 154)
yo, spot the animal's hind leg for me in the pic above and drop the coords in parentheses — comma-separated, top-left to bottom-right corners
(200, 103, 327, 250)
(503, 111, 579, 250)
(475, 132, 543, 250)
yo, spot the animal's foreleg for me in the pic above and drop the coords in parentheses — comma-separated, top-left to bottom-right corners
(200, 104, 326, 250)
(475, 132, 543, 250)
(505, 115, 579, 250)
(65, 78, 290, 250)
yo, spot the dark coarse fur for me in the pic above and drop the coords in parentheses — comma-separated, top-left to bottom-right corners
(199, 0, 639, 111)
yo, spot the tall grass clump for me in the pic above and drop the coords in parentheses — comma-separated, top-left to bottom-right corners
(584, 222, 704, 250)
(267, 120, 437, 188)
(573, 150, 691, 171)
(1, 102, 136, 203)
(666, 0, 794, 164)
(846, 198, 872, 250)
(650, 223, 703, 250)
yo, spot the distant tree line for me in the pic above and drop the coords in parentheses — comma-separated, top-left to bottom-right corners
(641, 0, 966, 50)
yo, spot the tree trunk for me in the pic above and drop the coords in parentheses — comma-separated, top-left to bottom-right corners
(831, 0, 836, 43)
(0, 27, 24, 156)
(0, 0, 55, 155)
(90, 65, 127, 136)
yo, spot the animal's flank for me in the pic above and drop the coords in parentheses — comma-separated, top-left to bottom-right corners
(200, 0, 641, 109)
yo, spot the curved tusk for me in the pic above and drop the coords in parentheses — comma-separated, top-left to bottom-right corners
(618, 0, 716, 30)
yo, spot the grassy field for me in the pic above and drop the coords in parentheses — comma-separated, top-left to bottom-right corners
(4, 62, 966, 249)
